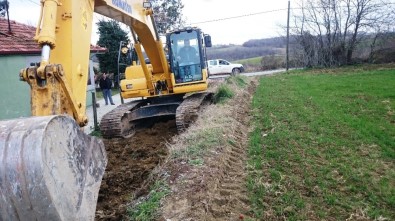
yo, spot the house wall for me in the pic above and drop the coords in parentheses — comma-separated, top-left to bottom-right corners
(0, 55, 96, 120)
(0, 55, 39, 120)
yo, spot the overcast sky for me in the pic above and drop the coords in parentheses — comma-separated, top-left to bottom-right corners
(182, 0, 290, 44)
(7, 0, 290, 45)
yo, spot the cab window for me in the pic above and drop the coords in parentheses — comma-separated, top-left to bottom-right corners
(209, 60, 217, 65)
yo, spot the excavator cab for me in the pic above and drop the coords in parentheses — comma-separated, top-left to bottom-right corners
(167, 28, 211, 84)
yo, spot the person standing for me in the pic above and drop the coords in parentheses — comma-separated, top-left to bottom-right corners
(99, 73, 115, 105)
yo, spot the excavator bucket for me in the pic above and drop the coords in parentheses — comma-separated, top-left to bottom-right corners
(0, 115, 107, 221)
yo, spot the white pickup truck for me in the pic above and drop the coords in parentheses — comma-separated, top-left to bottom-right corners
(208, 59, 244, 75)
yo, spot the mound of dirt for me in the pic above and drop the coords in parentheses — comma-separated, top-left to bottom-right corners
(160, 79, 257, 220)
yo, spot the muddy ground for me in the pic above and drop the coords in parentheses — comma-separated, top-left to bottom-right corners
(95, 78, 255, 220)
(95, 120, 177, 220)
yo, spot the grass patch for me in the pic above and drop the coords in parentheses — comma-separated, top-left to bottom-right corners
(226, 75, 248, 88)
(169, 77, 248, 166)
(214, 84, 234, 103)
(89, 128, 101, 137)
(235, 56, 262, 66)
(247, 128, 265, 218)
(248, 64, 395, 220)
(188, 158, 204, 166)
(127, 181, 170, 221)
(214, 75, 249, 103)
(171, 127, 223, 165)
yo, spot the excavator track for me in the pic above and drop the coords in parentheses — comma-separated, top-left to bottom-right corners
(100, 101, 142, 139)
(176, 92, 214, 132)
(100, 93, 212, 139)
(100, 96, 183, 139)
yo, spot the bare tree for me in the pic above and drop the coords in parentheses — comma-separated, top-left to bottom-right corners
(292, 0, 395, 67)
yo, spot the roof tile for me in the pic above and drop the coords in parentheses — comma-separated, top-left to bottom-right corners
(0, 18, 106, 55)
(0, 18, 39, 54)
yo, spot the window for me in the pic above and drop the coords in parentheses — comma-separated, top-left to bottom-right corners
(209, 60, 217, 65)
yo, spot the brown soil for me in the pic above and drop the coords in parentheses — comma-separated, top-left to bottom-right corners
(94, 78, 257, 220)
(95, 120, 177, 220)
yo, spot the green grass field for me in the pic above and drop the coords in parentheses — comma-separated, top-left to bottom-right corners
(235, 57, 262, 66)
(235, 55, 287, 72)
(248, 64, 395, 220)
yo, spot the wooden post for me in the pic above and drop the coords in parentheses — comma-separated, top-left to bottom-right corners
(91, 91, 99, 131)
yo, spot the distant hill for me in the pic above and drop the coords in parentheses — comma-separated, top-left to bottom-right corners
(206, 36, 293, 61)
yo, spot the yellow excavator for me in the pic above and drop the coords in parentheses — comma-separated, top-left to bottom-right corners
(100, 17, 213, 138)
(0, 0, 211, 220)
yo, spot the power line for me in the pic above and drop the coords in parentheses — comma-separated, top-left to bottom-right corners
(25, 0, 39, 5)
(190, 8, 287, 25)
(20, 0, 40, 6)
(190, 3, 395, 25)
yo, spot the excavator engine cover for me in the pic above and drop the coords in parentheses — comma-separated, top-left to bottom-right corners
(0, 115, 107, 221)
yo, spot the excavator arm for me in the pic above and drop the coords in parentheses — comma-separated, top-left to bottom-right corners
(95, 0, 171, 95)
(18, 0, 166, 126)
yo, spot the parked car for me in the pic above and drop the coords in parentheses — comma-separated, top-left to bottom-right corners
(207, 59, 244, 75)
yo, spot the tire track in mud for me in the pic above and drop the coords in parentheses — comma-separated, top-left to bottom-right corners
(161, 81, 257, 220)
(205, 127, 251, 220)
(95, 120, 177, 221)
(201, 83, 255, 220)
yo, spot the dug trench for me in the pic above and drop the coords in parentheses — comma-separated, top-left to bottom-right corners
(94, 77, 256, 220)
(95, 119, 177, 220)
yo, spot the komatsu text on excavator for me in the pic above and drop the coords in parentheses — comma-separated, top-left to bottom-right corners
(0, 0, 211, 220)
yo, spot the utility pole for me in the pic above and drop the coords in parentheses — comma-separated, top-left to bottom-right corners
(286, 0, 290, 71)
(117, 41, 125, 104)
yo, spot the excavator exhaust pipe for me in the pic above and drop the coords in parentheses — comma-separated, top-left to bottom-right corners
(0, 115, 107, 221)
